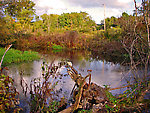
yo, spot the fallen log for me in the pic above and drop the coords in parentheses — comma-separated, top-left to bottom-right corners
(59, 63, 107, 113)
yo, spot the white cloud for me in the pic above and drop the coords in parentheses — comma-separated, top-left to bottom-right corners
(63, 0, 133, 8)
(117, 0, 132, 3)
(35, 0, 66, 9)
(32, 0, 135, 24)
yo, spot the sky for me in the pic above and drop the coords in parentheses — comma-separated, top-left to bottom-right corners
(32, 0, 142, 24)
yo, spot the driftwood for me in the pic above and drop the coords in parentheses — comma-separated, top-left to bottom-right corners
(59, 63, 107, 113)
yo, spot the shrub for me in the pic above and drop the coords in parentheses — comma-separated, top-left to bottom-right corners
(0, 73, 22, 112)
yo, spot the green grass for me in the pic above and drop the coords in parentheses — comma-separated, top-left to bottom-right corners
(0, 47, 40, 66)
(52, 44, 63, 50)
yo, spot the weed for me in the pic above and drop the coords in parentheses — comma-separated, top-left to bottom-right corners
(104, 78, 150, 112)
(20, 61, 67, 112)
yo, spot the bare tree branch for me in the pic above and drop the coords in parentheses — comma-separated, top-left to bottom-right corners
(0, 44, 12, 68)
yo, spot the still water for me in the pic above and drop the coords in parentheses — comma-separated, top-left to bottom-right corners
(6, 50, 128, 112)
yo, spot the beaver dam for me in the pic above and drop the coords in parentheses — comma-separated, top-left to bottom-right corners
(16, 61, 150, 113)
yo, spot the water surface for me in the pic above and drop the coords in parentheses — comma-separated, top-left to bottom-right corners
(6, 50, 128, 112)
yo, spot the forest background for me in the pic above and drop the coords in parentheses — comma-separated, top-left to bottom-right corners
(0, 0, 148, 54)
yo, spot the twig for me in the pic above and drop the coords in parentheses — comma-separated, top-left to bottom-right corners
(109, 85, 131, 91)
(0, 44, 12, 68)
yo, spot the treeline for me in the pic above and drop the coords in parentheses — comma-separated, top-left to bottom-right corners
(0, 0, 149, 54)
(0, 0, 96, 49)
(37, 12, 96, 33)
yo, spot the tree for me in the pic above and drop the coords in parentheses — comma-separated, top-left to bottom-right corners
(0, 0, 35, 46)
(3, 0, 35, 32)
(41, 14, 59, 33)
(122, 12, 129, 17)
(57, 12, 96, 32)
(134, 0, 149, 47)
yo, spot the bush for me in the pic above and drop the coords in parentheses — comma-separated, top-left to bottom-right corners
(0, 73, 22, 112)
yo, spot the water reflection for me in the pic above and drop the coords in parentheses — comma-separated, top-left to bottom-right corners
(6, 50, 128, 112)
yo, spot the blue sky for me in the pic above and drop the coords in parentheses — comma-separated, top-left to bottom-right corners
(32, 0, 142, 24)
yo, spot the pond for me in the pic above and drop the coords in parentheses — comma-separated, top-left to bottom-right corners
(6, 50, 129, 112)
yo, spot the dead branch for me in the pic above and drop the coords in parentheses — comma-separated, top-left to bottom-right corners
(59, 64, 107, 112)
(0, 44, 12, 68)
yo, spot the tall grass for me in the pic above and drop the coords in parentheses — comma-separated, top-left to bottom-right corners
(0, 47, 40, 66)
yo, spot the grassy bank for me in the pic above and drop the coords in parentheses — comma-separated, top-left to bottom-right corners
(0, 47, 40, 66)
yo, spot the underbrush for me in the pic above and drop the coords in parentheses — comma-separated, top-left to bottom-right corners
(104, 77, 150, 112)
(14, 29, 124, 51)
(15, 30, 89, 50)
(88, 39, 129, 63)
(0, 72, 22, 113)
